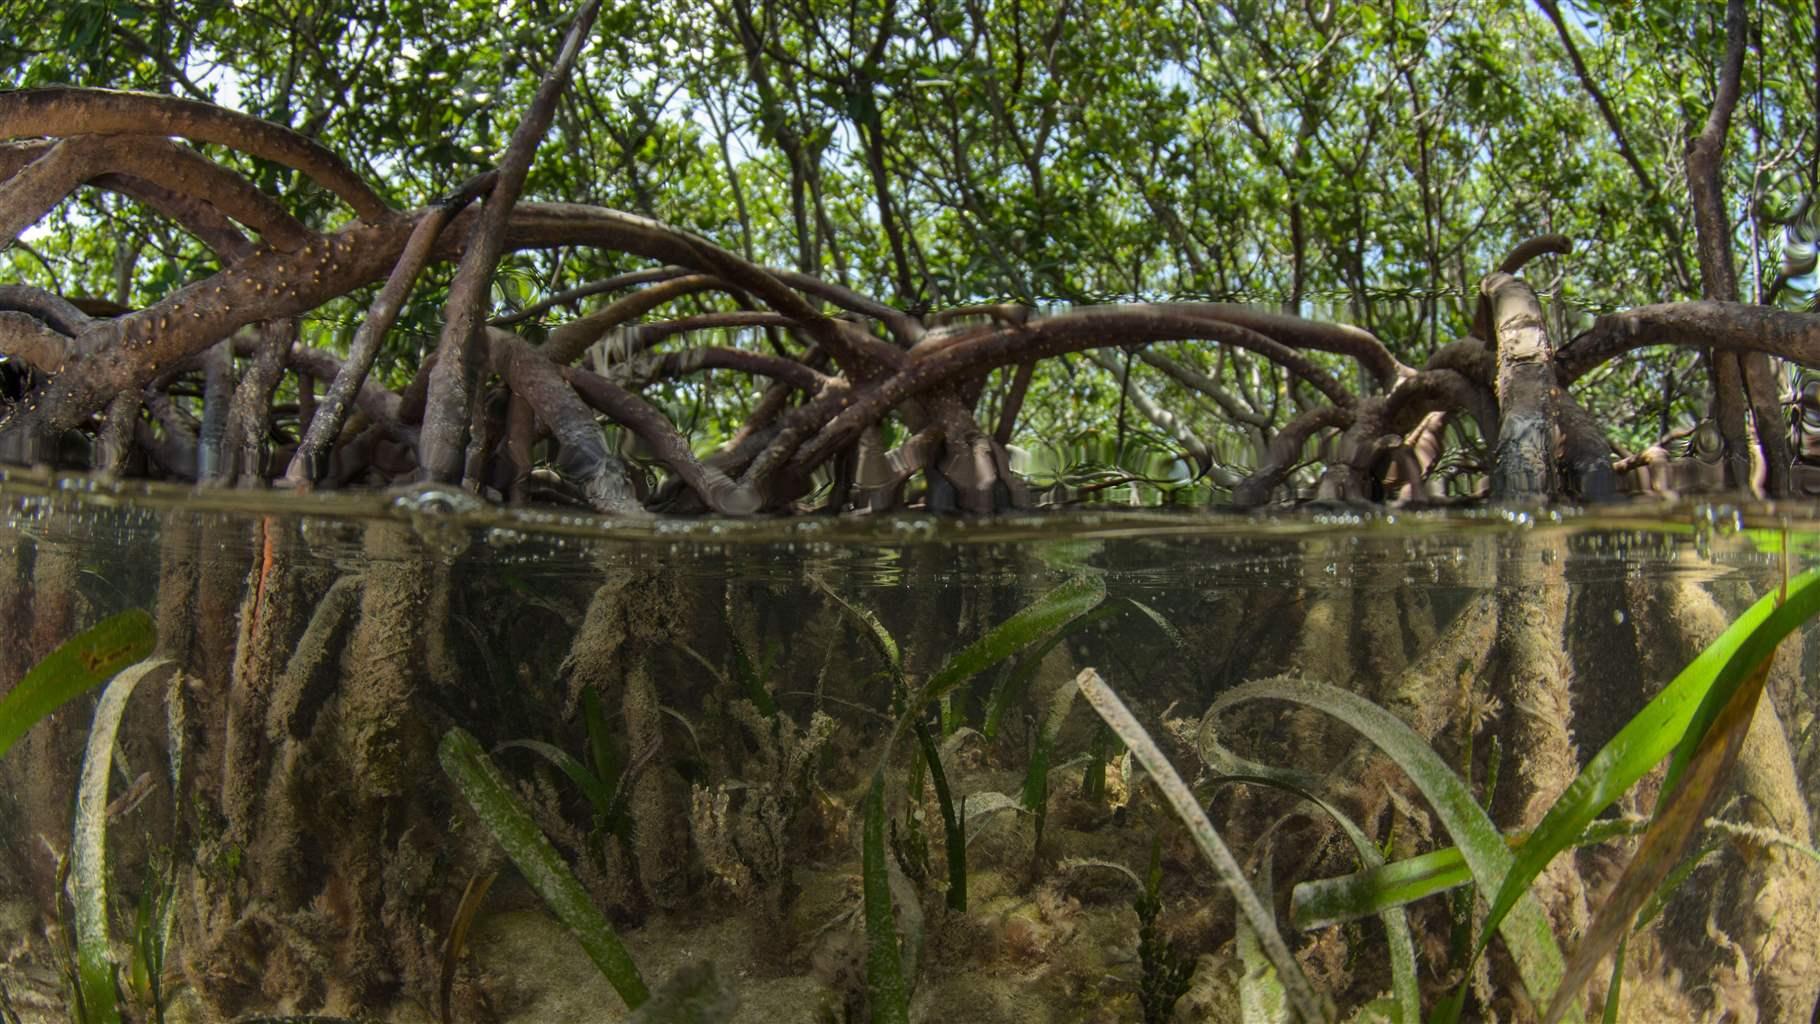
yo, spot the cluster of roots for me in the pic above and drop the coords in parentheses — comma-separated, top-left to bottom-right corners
(6, 87, 1820, 523)
(0, 498, 1817, 1022)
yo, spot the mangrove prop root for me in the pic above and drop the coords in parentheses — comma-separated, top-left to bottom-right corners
(1491, 533, 1589, 945)
(1630, 577, 1820, 1024)
(626, 659, 689, 911)
(221, 519, 308, 849)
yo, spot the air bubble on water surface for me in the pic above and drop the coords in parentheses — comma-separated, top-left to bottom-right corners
(389, 484, 479, 560)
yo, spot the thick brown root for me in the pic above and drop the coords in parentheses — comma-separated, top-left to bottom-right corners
(1629, 576, 1820, 1024)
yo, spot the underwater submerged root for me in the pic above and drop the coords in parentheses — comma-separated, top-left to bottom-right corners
(1489, 534, 1590, 952)
(1626, 576, 1820, 1024)
(9, 538, 86, 901)
(169, 521, 461, 1016)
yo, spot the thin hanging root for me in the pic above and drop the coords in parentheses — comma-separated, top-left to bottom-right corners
(219, 318, 296, 483)
(286, 173, 492, 487)
(1627, 576, 1820, 1023)
(264, 574, 362, 742)
(416, 0, 606, 482)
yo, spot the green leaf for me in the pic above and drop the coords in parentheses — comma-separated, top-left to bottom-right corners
(496, 739, 612, 816)
(1078, 669, 1333, 1024)
(1219, 774, 1419, 1024)
(1543, 647, 1777, 1024)
(862, 773, 910, 1024)
(815, 579, 902, 676)
(1661, 571, 1820, 802)
(1021, 671, 1082, 852)
(1478, 568, 1820, 972)
(1212, 676, 1568, 1018)
(1292, 820, 1642, 930)
(0, 609, 156, 760)
(1237, 912, 1291, 1024)
(903, 574, 1105, 747)
(439, 727, 650, 1010)
(72, 657, 176, 1024)
(982, 600, 1119, 739)
(1292, 843, 1471, 931)
(910, 716, 966, 911)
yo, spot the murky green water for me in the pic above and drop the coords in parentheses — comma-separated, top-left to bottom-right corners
(2, 467, 1818, 1023)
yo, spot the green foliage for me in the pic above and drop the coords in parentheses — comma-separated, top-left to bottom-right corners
(1288, 819, 1640, 930)
(1215, 774, 1420, 1024)
(9, 0, 1806, 467)
(127, 855, 175, 1024)
(438, 727, 650, 1011)
(1134, 839, 1193, 1024)
(901, 574, 1106, 746)
(1021, 671, 1082, 852)
(70, 657, 175, 1024)
(1076, 668, 1333, 1023)
(908, 715, 967, 911)
(861, 773, 910, 1024)
(1210, 677, 1568, 1018)
(439, 871, 496, 1024)
(1219, 568, 1820, 1021)
(0, 609, 155, 760)
(1478, 567, 1820, 975)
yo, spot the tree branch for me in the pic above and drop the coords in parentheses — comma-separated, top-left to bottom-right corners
(417, 0, 605, 482)
(0, 87, 392, 223)
(286, 173, 493, 486)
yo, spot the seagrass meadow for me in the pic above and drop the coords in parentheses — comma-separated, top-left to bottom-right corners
(1, 471, 1819, 1023)
(9, 0, 1820, 1018)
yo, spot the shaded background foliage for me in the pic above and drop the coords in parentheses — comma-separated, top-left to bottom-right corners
(1, 0, 1816, 473)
